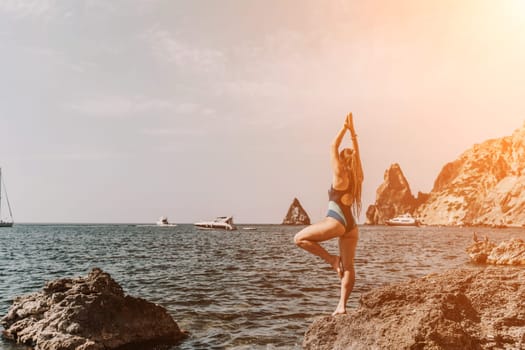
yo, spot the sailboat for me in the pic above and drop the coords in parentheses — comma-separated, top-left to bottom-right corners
(0, 168, 14, 227)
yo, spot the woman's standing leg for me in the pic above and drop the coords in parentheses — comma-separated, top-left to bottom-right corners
(294, 217, 345, 274)
(332, 227, 359, 315)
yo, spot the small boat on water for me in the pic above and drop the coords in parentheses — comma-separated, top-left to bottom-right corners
(194, 216, 237, 231)
(0, 168, 14, 228)
(386, 213, 420, 227)
(156, 216, 177, 227)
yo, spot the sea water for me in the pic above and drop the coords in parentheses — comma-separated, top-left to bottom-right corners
(1, 224, 524, 350)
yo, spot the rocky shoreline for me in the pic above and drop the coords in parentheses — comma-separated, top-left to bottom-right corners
(304, 266, 525, 350)
(1, 268, 186, 350)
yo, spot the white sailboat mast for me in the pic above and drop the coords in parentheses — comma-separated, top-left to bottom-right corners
(0, 167, 14, 225)
(0, 167, 3, 219)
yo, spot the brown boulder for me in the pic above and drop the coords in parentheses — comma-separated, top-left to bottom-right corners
(465, 234, 497, 264)
(466, 236, 525, 265)
(1, 268, 186, 349)
(304, 267, 525, 349)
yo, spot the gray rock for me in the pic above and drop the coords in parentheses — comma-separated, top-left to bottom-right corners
(282, 198, 310, 225)
(304, 267, 525, 349)
(1, 268, 186, 349)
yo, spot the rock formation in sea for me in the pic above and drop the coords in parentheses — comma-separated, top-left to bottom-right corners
(417, 124, 525, 226)
(367, 124, 525, 226)
(304, 267, 525, 349)
(282, 197, 311, 225)
(465, 234, 496, 264)
(365, 163, 428, 225)
(1, 268, 186, 350)
(466, 236, 525, 265)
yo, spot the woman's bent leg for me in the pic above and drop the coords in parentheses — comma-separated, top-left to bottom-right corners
(332, 227, 359, 316)
(294, 218, 345, 274)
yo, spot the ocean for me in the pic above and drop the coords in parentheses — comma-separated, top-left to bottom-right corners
(1, 224, 524, 350)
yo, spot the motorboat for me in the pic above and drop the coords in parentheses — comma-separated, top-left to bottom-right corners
(194, 216, 237, 230)
(156, 216, 177, 227)
(386, 213, 420, 227)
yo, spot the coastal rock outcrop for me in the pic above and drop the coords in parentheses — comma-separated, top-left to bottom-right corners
(1, 268, 186, 349)
(466, 236, 525, 265)
(366, 163, 428, 225)
(282, 197, 310, 225)
(304, 267, 525, 349)
(465, 234, 496, 264)
(417, 123, 525, 226)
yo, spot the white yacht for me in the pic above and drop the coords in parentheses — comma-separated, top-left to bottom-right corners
(386, 213, 420, 227)
(156, 216, 177, 227)
(194, 216, 237, 230)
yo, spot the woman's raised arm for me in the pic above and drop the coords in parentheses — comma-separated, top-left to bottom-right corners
(330, 119, 349, 173)
(346, 113, 364, 182)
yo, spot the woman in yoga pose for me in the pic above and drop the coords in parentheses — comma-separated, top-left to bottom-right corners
(294, 112, 363, 316)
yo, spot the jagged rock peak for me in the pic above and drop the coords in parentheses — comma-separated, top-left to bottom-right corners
(382, 163, 412, 191)
(282, 197, 310, 225)
(366, 163, 427, 225)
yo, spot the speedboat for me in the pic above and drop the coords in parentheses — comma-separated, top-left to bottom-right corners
(156, 216, 177, 227)
(194, 216, 237, 230)
(386, 213, 420, 226)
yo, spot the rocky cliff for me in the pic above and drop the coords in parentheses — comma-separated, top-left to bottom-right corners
(1, 268, 186, 349)
(368, 124, 525, 226)
(417, 124, 525, 226)
(304, 267, 525, 349)
(282, 198, 310, 225)
(366, 163, 428, 225)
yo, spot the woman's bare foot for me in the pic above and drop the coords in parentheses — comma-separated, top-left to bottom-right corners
(331, 306, 347, 316)
(330, 255, 343, 279)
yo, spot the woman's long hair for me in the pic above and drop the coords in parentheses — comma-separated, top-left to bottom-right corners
(340, 148, 364, 217)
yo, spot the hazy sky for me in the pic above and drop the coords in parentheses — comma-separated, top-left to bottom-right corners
(1, 0, 525, 223)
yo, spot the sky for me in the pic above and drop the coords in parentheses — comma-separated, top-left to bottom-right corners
(1, 0, 525, 224)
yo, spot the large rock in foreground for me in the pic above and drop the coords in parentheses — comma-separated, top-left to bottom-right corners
(304, 267, 525, 349)
(282, 197, 310, 225)
(1, 268, 186, 350)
